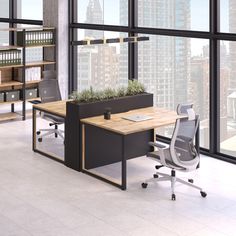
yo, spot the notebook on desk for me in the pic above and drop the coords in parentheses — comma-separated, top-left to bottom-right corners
(122, 114, 153, 122)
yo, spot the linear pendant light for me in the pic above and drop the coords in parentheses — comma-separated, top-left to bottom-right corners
(72, 36, 149, 46)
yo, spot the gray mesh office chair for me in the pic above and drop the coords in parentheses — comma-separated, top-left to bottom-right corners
(36, 79, 64, 142)
(142, 105, 207, 200)
(177, 103, 193, 115)
(42, 70, 57, 80)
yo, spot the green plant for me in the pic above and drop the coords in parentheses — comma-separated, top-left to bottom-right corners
(117, 86, 126, 97)
(126, 80, 145, 96)
(102, 88, 118, 100)
(70, 81, 146, 103)
(70, 87, 96, 103)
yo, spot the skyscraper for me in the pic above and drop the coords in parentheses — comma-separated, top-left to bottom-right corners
(120, 0, 190, 110)
(77, 0, 120, 91)
(0, 0, 10, 45)
(229, 0, 236, 92)
(85, 0, 104, 39)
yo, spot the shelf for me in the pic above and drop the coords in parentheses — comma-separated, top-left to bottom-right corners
(25, 44, 56, 48)
(19, 27, 55, 31)
(0, 80, 41, 89)
(0, 28, 18, 32)
(0, 61, 55, 69)
(0, 64, 23, 69)
(0, 26, 56, 123)
(0, 112, 20, 122)
(0, 27, 55, 32)
(0, 81, 23, 88)
(0, 100, 23, 105)
(0, 45, 23, 50)
(26, 98, 41, 102)
(0, 44, 55, 50)
(25, 61, 56, 67)
(26, 80, 41, 85)
(0, 45, 55, 50)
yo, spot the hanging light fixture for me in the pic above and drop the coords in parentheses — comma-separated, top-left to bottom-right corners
(72, 36, 149, 46)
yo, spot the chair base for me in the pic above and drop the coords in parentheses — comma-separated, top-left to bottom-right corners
(142, 169, 207, 201)
(37, 128, 64, 142)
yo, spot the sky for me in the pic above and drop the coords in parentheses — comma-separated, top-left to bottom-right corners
(21, 0, 231, 56)
(78, 0, 229, 31)
(77, 0, 216, 56)
(20, 0, 43, 20)
(3, 0, 230, 32)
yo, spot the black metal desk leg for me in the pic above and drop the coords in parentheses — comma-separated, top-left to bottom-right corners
(32, 107, 37, 151)
(121, 136, 127, 190)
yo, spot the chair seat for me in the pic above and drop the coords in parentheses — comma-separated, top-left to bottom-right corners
(43, 113, 64, 124)
(147, 151, 186, 170)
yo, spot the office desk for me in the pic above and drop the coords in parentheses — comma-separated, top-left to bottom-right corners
(32, 100, 67, 162)
(81, 107, 183, 190)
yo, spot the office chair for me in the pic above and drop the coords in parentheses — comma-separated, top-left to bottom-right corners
(36, 78, 64, 142)
(42, 70, 57, 80)
(177, 103, 193, 115)
(142, 106, 207, 200)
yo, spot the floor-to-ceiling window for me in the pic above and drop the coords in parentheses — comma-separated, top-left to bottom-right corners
(73, 0, 236, 163)
(0, 0, 43, 51)
(73, 0, 129, 92)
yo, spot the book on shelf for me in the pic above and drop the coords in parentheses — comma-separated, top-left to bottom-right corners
(17, 67, 41, 83)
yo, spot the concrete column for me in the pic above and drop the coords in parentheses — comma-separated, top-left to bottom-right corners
(43, 0, 69, 99)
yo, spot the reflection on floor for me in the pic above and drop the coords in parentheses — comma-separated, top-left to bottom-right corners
(0, 118, 236, 236)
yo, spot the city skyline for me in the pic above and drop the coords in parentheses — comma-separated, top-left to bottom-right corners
(76, 0, 236, 151)
(1, 0, 236, 155)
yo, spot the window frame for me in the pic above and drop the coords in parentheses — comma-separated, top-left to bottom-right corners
(72, 0, 236, 164)
(0, 0, 43, 49)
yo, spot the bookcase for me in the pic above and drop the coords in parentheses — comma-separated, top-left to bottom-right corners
(0, 27, 56, 122)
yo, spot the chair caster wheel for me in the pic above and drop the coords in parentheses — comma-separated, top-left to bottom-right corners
(155, 165, 163, 170)
(38, 138, 42, 142)
(200, 191, 207, 198)
(188, 179, 194, 183)
(153, 174, 159, 178)
(171, 194, 176, 201)
(142, 183, 148, 189)
(36, 131, 41, 135)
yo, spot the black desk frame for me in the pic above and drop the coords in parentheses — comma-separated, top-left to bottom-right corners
(32, 106, 65, 164)
(81, 123, 155, 190)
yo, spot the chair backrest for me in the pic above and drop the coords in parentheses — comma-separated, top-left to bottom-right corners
(169, 111, 200, 168)
(38, 79, 61, 103)
(42, 70, 57, 80)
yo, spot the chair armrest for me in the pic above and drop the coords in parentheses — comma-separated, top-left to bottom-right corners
(148, 142, 169, 166)
(149, 141, 169, 149)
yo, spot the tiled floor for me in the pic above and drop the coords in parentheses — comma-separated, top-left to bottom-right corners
(0, 118, 236, 236)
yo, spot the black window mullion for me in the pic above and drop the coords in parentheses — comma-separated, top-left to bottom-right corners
(209, 0, 220, 154)
(69, 0, 78, 93)
(9, 0, 14, 43)
(68, 0, 236, 163)
(128, 0, 137, 80)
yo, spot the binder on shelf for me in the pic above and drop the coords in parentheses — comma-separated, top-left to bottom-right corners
(41, 32, 43, 44)
(17, 67, 41, 83)
(0, 49, 21, 67)
(17, 30, 54, 46)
